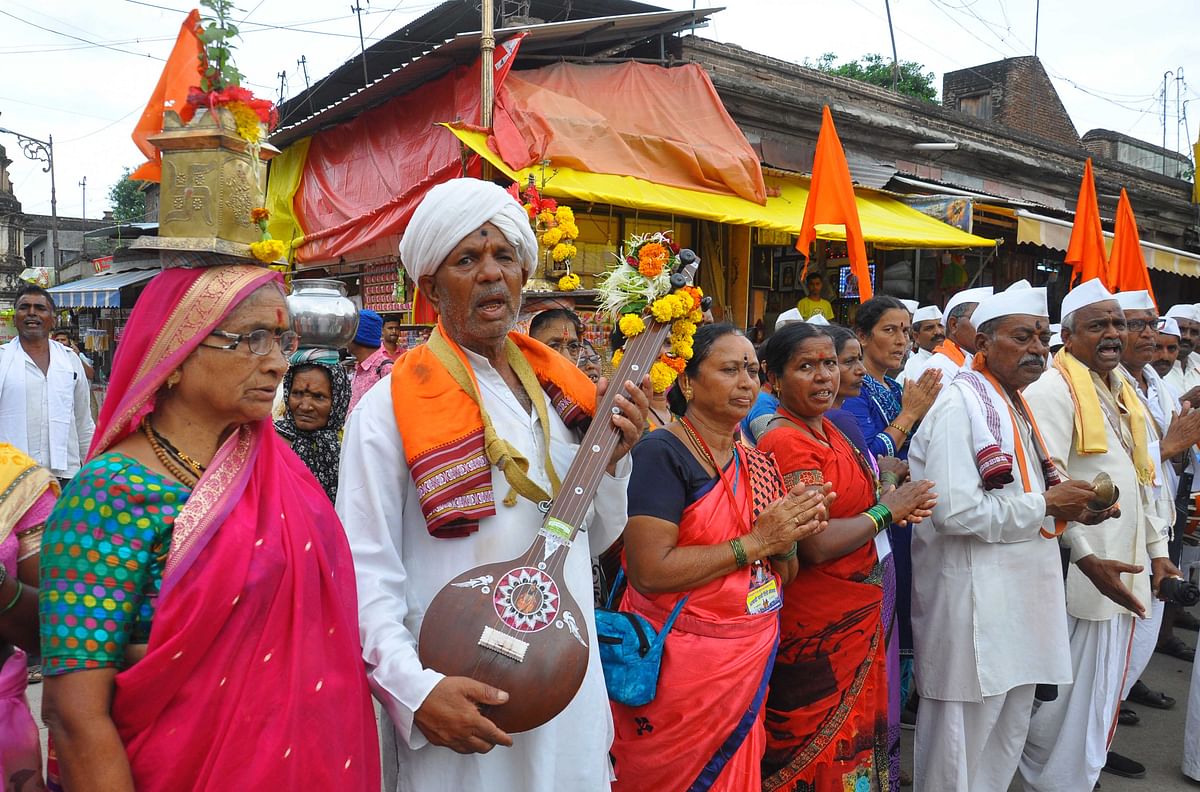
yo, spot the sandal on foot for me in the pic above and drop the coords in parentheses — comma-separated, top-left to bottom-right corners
(26, 665, 42, 685)
(1103, 751, 1146, 779)
(1157, 635, 1196, 662)
(1177, 611, 1200, 631)
(1128, 680, 1176, 709)
(1118, 707, 1140, 725)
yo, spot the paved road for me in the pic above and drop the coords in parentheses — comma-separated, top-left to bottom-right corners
(24, 648, 1200, 790)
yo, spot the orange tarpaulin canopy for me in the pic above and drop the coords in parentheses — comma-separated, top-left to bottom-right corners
(491, 61, 766, 205)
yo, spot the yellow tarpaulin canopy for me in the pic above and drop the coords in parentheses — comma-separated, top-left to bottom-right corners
(1014, 209, 1200, 279)
(446, 125, 997, 250)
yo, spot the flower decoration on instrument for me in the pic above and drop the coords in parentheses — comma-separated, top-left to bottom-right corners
(597, 230, 703, 393)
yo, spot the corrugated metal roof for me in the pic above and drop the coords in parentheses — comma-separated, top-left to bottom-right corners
(272, 1, 717, 145)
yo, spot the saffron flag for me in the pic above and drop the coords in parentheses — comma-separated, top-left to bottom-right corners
(1110, 188, 1156, 305)
(1065, 158, 1109, 287)
(796, 106, 872, 300)
(130, 9, 203, 182)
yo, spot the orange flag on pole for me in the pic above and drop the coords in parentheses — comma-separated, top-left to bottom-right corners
(1110, 188, 1156, 304)
(130, 9, 203, 182)
(796, 106, 872, 301)
(1065, 158, 1109, 287)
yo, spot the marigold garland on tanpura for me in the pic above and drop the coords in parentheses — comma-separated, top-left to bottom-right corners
(596, 231, 703, 393)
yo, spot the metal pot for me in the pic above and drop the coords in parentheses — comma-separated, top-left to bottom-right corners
(287, 279, 359, 350)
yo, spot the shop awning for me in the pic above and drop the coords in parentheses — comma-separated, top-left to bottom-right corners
(46, 268, 158, 308)
(446, 126, 996, 249)
(1014, 209, 1200, 278)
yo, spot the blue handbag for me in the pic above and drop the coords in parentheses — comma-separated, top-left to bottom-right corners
(595, 568, 687, 707)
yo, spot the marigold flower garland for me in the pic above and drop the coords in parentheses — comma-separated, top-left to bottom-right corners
(596, 231, 703, 393)
(508, 179, 581, 289)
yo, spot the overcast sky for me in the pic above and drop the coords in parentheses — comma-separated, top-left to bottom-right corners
(1, 0, 1196, 219)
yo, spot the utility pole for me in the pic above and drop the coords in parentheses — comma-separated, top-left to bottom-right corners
(1164, 70, 1173, 174)
(480, 0, 495, 127)
(1176, 68, 1185, 154)
(1034, 0, 1040, 57)
(351, 3, 369, 88)
(277, 70, 288, 104)
(883, 0, 899, 92)
(298, 55, 311, 92)
(79, 176, 86, 220)
(0, 122, 59, 277)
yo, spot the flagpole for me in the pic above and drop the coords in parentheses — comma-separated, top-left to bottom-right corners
(480, 0, 495, 129)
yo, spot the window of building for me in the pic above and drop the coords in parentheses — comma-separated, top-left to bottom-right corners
(958, 92, 993, 120)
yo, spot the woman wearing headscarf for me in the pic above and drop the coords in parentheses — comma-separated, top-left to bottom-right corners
(39, 265, 380, 792)
(275, 348, 352, 502)
(0, 443, 57, 789)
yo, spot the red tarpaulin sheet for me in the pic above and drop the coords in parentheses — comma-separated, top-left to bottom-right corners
(491, 62, 766, 205)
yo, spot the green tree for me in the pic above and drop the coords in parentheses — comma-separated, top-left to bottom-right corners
(108, 168, 147, 223)
(805, 52, 938, 103)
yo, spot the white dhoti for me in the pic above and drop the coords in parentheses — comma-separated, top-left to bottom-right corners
(1184, 633, 1200, 780)
(1124, 596, 1164, 699)
(1020, 613, 1136, 792)
(915, 685, 1036, 792)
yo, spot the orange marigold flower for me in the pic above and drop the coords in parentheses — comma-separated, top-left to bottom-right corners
(250, 207, 270, 223)
(638, 242, 669, 278)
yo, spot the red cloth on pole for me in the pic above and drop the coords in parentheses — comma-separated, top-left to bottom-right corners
(1110, 188, 1156, 305)
(1066, 158, 1109, 287)
(129, 10, 203, 182)
(795, 107, 872, 301)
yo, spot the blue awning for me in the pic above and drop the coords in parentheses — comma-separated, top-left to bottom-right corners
(46, 268, 158, 309)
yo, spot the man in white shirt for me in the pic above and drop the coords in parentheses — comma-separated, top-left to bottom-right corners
(901, 305, 944, 384)
(1163, 304, 1200, 395)
(910, 282, 1099, 791)
(1019, 279, 1180, 791)
(915, 286, 993, 383)
(0, 285, 94, 482)
(336, 179, 646, 792)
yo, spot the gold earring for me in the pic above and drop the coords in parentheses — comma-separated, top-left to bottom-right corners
(683, 382, 693, 401)
(166, 371, 182, 389)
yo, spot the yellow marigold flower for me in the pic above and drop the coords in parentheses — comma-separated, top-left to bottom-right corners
(671, 319, 697, 338)
(618, 313, 647, 337)
(560, 221, 580, 240)
(555, 205, 575, 225)
(557, 273, 581, 291)
(552, 242, 576, 263)
(650, 297, 676, 324)
(250, 238, 286, 263)
(648, 360, 679, 393)
(537, 210, 556, 226)
(541, 227, 563, 247)
(228, 101, 263, 143)
(688, 309, 704, 323)
(612, 348, 624, 367)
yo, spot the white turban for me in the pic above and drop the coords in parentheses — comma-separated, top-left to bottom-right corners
(399, 178, 539, 285)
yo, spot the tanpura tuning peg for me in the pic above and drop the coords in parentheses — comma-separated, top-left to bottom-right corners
(670, 272, 688, 289)
(678, 249, 697, 265)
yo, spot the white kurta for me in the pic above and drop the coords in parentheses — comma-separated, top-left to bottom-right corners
(914, 348, 971, 388)
(336, 350, 630, 792)
(0, 338, 93, 478)
(1164, 354, 1200, 397)
(900, 347, 932, 385)
(909, 381, 1071, 703)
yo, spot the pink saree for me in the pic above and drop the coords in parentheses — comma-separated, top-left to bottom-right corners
(611, 444, 782, 792)
(80, 266, 379, 790)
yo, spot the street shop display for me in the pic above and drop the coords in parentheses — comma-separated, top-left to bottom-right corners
(417, 245, 701, 732)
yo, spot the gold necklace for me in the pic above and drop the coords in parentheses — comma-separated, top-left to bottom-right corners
(141, 420, 198, 487)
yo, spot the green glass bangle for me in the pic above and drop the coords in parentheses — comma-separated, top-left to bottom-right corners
(880, 471, 900, 487)
(0, 579, 24, 615)
(770, 542, 798, 562)
(730, 537, 749, 568)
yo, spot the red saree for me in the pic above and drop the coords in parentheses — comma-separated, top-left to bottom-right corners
(611, 443, 783, 792)
(757, 411, 889, 792)
(88, 267, 380, 790)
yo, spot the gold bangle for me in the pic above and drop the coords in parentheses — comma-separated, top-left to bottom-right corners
(887, 421, 910, 437)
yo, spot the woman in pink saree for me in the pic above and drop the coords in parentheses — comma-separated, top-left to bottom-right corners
(39, 265, 380, 791)
(0, 443, 57, 791)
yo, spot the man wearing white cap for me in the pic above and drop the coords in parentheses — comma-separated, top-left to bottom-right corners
(910, 282, 1100, 791)
(1152, 317, 1182, 381)
(1019, 279, 1181, 792)
(1164, 304, 1200, 395)
(914, 286, 993, 383)
(337, 178, 648, 791)
(902, 306, 945, 384)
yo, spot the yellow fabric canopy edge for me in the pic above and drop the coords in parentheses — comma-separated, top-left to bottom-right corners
(444, 124, 996, 250)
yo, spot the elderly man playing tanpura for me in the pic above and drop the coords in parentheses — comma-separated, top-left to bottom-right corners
(915, 286, 992, 383)
(336, 178, 649, 791)
(1018, 279, 1183, 791)
(908, 282, 1102, 791)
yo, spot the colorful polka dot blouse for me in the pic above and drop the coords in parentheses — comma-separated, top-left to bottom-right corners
(39, 453, 190, 675)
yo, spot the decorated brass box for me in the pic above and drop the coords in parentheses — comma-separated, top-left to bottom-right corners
(130, 107, 278, 264)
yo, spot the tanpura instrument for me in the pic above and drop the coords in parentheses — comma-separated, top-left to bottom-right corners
(418, 250, 700, 733)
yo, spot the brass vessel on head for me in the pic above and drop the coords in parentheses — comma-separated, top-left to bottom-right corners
(1087, 472, 1119, 512)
